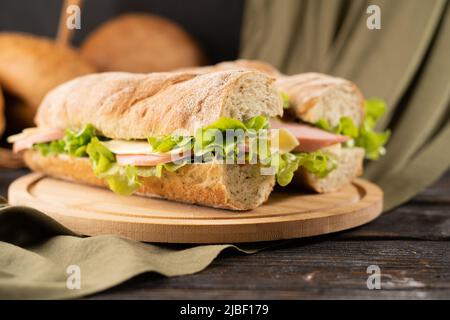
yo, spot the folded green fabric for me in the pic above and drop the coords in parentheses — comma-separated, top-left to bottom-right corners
(0, 204, 265, 299)
(240, 0, 450, 210)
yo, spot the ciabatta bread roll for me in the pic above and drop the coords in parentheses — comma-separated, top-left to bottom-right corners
(276, 73, 365, 127)
(36, 70, 281, 138)
(177, 60, 364, 127)
(80, 14, 206, 73)
(173, 60, 367, 193)
(18, 70, 283, 210)
(275, 73, 366, 192)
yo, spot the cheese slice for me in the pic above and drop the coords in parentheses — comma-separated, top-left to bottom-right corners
(101, 140, 154, 155)
(270, 128, 300, 154)
(101, 139, 192, 156)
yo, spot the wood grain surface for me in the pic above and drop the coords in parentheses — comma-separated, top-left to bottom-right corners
(7, 173, 383, 243)
(1, 168, 448, 299)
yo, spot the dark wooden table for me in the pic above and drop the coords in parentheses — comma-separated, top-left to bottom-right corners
(1, 168, 449, 299)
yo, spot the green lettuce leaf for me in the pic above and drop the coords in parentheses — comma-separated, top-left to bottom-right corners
(136, 160, 189, 178)
(34, 140, 65, 156)
(63, 124, 97, 157)
(103, 165, 141, 196)
(34, 124, 97, 157)
(244, 115, 270, 131)
(148, 116, 268, 161)
(34, 118, 337, 191)
(364, 98, 387, 126)
(202, 116, 269, 133)
(86, 137, 140, 195)
(33, 124, 188, 195)
(315, 117, 358, 138)
(315, 98, 390, 160)
(274, 151, 334, 186)
(296, 151, 336, 178)
(315, 118, 331, 131)
(147, 135, 190, 153)
(205, 117, 247, 131)
(356, 99, 391, 160)
(147, 116, 337, 186)
(337, 117, 359, 139)
(274, 153, 301, 186)
(281, 92, 290, 109)
(356, 123, 390, 160)
(198, 117, 267, 163)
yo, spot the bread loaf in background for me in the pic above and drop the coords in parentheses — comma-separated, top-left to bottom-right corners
(0, 86, 4, 137)
(80, 14, 206, 73)
(0, 33, 95, 108)
(0, 32, 95, 133)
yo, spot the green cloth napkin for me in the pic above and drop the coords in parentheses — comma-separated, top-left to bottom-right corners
(0, 203, 266, 299)
(240, 0, 450, 210)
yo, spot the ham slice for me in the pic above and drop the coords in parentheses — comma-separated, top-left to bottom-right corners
(116, 154, 175, 166)
(12, 129, 65, 153)
(270, 120, 348, 152)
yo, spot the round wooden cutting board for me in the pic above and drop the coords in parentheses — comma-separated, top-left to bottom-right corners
(8, 173, 383, 243)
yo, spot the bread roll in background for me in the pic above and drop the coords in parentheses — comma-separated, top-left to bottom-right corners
(80, 13, 206, 73)
(0, 33, 95, 109)
(0, 86, 4, 137)
(0, 32, 94, 168)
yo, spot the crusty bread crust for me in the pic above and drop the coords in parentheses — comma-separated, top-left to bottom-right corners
(176, 63, 364, 128)
(23, 150, 275, 210)
(294, 147, 365, 193)
(35, 70, 282, 139)
(177, 59, 281, 78)
(276, 73, 365, 127)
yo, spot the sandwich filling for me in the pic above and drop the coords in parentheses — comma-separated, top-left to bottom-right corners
(9, 116, 337, 195)
(278, 93, 390, 159)
(313, 98, 390, 160)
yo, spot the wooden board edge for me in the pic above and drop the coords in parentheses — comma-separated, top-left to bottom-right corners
(8, 173, 384, 243)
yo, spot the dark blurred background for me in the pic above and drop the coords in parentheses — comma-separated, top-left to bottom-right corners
(0, 0, 245, 63)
